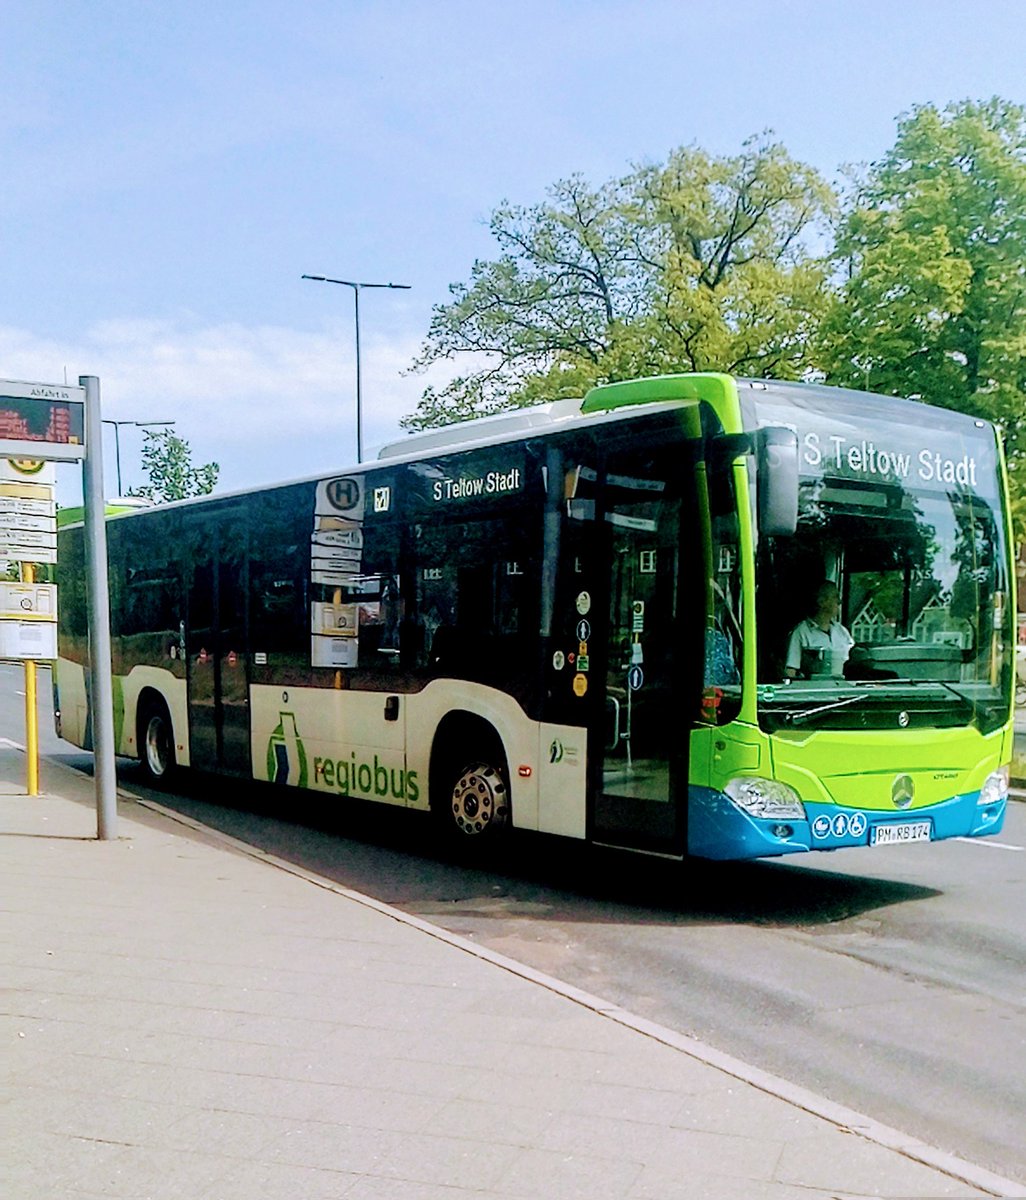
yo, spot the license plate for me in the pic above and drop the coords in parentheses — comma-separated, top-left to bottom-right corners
(872, 820, 931, 846)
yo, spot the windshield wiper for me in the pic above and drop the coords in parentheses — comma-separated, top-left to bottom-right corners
(926, 679, 978, 710)
(869, 677, 979, 710)
(762, 677, 1002, 732)
(778, 695, 866, 727)
(856, 677, 1005, 727)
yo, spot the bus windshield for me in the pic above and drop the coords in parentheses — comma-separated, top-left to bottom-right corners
(752, 388, 1012, 735)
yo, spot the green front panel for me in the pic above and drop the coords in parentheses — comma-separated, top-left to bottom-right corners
(693, 721, 1004, 810)
(769, 725, 1004, 809)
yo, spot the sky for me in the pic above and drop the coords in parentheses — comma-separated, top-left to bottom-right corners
(2, 0, 1025, 504)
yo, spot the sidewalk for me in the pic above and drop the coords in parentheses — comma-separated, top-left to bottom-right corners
(3, 747, 1023, 1200)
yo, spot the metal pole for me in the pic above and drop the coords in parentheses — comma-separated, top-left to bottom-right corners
(81, 375, 118, 840)
(23, 562, 38, 796)
(353, 284, 363, 463)
(101, 421, 124, 496)
(301, 275, 410, 465)
(112, 425, 122, 496)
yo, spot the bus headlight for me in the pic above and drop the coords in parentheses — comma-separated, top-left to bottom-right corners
(724, 777, 806, 820)
(978, 765, 1009, 807)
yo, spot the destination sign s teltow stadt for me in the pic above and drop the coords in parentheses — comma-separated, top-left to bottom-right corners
(801, 433, 978, 487)
(431, 466, 523, 502)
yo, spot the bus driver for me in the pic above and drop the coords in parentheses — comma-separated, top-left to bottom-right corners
(785, 580, 854, 679)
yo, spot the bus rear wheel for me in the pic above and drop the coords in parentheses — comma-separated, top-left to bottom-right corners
(445, 759, 510, 840)
(139, 699, 175, 785)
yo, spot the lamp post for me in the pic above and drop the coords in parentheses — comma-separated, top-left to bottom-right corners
(302, 274, 411, 462)
(101, 419, 176, 496)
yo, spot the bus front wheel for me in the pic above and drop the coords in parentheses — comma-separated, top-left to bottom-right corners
(139, 699, 176, 785)
(441, 758, 510, 841)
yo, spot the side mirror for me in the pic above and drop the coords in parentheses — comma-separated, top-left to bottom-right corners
(758, 426, 798, 537)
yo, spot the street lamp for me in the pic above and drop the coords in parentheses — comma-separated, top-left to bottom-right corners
(101, 419, 176, 496)
(302, 274, 411, 462)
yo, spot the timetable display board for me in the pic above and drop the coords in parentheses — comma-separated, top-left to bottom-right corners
(0, 380, 86, 462)
(0, 461, 57, 565)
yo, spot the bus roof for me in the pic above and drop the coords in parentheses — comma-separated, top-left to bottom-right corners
(59, 375, 996, 529)
(377, 372, 993, 464)
(376, 373, 745, 461)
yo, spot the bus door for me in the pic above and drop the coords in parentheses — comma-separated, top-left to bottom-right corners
(590, 441, 699, 855)
(186, 506, 250, 774)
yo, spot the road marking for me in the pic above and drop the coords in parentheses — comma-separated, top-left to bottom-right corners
(953, 837, 1023, 851)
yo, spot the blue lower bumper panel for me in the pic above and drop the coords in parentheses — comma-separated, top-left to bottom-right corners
(687, 785, 1007, 861)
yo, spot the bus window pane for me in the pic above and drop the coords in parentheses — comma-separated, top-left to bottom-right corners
(412, 514, 539, 704)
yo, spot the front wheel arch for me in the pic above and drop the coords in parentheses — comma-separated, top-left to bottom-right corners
(430, 713, 512, 841)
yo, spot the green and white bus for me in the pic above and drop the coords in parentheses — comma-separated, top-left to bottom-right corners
(55, 373, 1012, 859)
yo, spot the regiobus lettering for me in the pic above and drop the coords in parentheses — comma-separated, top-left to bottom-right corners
(313, 752, 419, 802)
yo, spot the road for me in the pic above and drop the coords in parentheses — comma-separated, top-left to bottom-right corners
(5, 663, 1025, 1184)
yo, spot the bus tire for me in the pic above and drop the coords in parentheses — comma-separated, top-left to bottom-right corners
(138, 696, 176, 786)
(433, 732, 511, 844)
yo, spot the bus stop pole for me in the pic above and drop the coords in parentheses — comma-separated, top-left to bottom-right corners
(23, 562, 39, 795)
(80, 375, 118, 840)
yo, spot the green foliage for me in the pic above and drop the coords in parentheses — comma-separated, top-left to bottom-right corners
(404, 103, 1026, 554)
(404, 136, 836, 430)
(818, 99, 1026, 473)
(128, 429, 219, 502)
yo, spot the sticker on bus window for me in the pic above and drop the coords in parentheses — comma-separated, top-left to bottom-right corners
(552, 650, 565, 671)
(576, 591, 591, 615)
(573, 672, 588, 696)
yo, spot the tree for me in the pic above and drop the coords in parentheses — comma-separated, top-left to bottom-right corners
(404, 136, 836, 430)
(129, 429, 219, 502)
(818, 98, 1026, 476)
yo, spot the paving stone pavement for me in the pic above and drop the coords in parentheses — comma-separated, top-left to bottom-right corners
(2, 745, 1023, 1199)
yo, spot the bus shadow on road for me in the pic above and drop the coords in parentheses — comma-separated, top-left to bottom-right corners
(567, 850, 940, 928)
(101, 761, 940, 931)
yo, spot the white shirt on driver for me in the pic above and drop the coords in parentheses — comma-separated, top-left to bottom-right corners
(786, 619, 854, 677)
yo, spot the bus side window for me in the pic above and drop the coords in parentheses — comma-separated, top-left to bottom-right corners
(412, 517, 538, 698)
